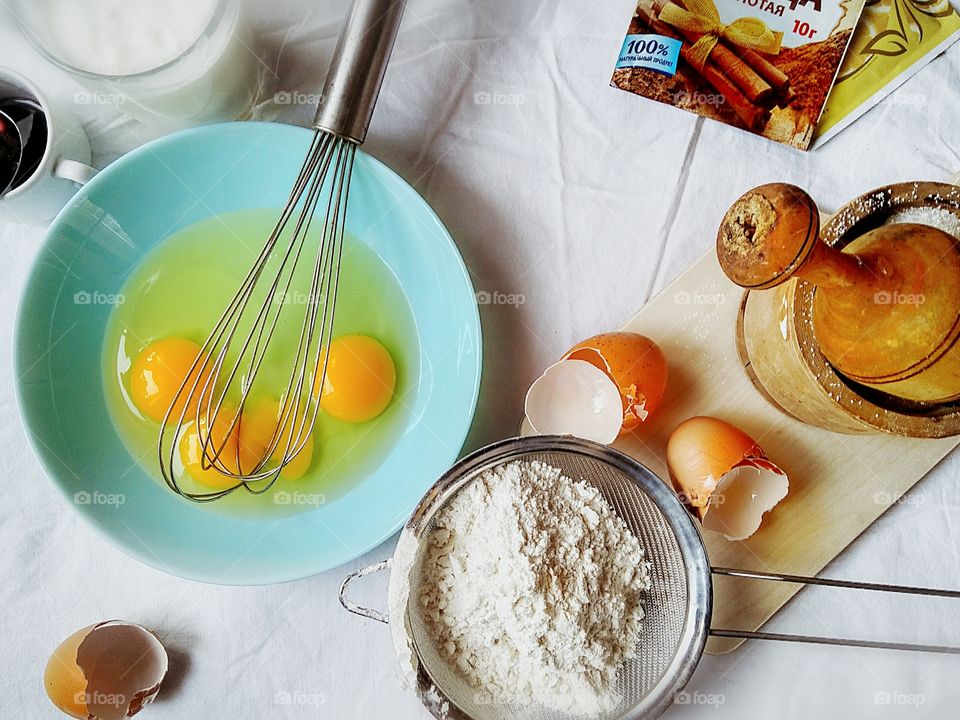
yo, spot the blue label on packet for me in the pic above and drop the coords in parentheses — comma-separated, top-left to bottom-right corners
(615, 34, 682, 76)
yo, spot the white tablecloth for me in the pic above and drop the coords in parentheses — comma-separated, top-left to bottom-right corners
(3, 0, 960, 717)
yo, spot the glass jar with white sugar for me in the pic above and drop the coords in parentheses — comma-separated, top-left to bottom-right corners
(14, 0, 263, 129)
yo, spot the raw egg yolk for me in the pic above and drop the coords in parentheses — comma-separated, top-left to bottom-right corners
(178, 412, 241, 491)
(314, 335, 396, 423)
(238, 400, 315, 480)
(130, 337, 207, 423)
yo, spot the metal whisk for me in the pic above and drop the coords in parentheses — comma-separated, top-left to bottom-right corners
(159, 0, 408, 501)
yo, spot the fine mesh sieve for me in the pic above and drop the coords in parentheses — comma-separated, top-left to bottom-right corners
(340, 436, 960, 720)
(346, 436, 710, 720)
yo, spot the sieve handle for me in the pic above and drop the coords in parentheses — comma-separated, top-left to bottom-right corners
(713, 567, 960, 598)
(711, 567, 960, 654)
(709, 629, 960, 655)
(339, 559, 391, 624)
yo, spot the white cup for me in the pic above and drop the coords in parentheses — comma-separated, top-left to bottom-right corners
(0, 67, 95, 223)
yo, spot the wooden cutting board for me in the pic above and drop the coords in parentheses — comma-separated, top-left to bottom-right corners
(603, 250, 959, 654)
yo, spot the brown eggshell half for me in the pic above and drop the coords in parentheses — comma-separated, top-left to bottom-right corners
(45, 621, 168, 720)
(666, 416, 788, 540)
(563, 332, 668, 431)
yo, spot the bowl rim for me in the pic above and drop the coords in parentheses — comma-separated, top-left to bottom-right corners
(13, 120, 483, 585)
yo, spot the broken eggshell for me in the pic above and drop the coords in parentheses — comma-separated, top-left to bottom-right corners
(524, 359, 624, 444)
(666, 416, 788, 541)
(44, 621, 168, 720)
(524, 332, 669, 443)
(562, 332, 668, 430)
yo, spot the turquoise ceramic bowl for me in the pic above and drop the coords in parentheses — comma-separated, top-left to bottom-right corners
(15, 122, 481, 585)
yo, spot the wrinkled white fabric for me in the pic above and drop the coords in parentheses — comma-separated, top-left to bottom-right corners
(1, 0, 959, 717)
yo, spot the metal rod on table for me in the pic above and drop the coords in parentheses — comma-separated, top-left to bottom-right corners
(709, 629, 960, 655)
(711, 567, 960, 654)
(712, 567, 960, 599)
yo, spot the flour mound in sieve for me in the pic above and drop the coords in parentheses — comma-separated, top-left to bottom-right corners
(418, 460, 652, 716)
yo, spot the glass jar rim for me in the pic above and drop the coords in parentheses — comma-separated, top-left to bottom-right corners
(13, 0, 238, 81)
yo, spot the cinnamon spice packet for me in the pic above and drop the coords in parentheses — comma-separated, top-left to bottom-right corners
(611, 0, 867, 150)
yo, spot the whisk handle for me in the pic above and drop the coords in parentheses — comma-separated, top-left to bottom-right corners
(314, 0, 407, 144)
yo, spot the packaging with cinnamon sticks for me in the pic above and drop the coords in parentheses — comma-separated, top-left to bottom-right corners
(611, 0, 867, 149)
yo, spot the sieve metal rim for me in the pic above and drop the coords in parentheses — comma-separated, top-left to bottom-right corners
(385, 435, 713, 720)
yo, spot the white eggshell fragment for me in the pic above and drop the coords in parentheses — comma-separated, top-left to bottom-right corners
(45, 621, 168, 720)
(524, 359, 623, 444)
(701, 458, 790, 541)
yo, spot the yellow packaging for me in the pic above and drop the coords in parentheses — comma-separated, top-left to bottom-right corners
(815, 0, 960, 144)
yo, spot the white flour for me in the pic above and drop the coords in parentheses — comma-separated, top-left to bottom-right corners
(418, 460, 651, 716)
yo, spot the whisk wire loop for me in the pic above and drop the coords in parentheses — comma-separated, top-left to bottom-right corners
(157, 0, 406, 502)
(158, 132, 356, 501)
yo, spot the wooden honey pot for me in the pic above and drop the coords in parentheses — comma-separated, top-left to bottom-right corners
(717, 181, 960, 438)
